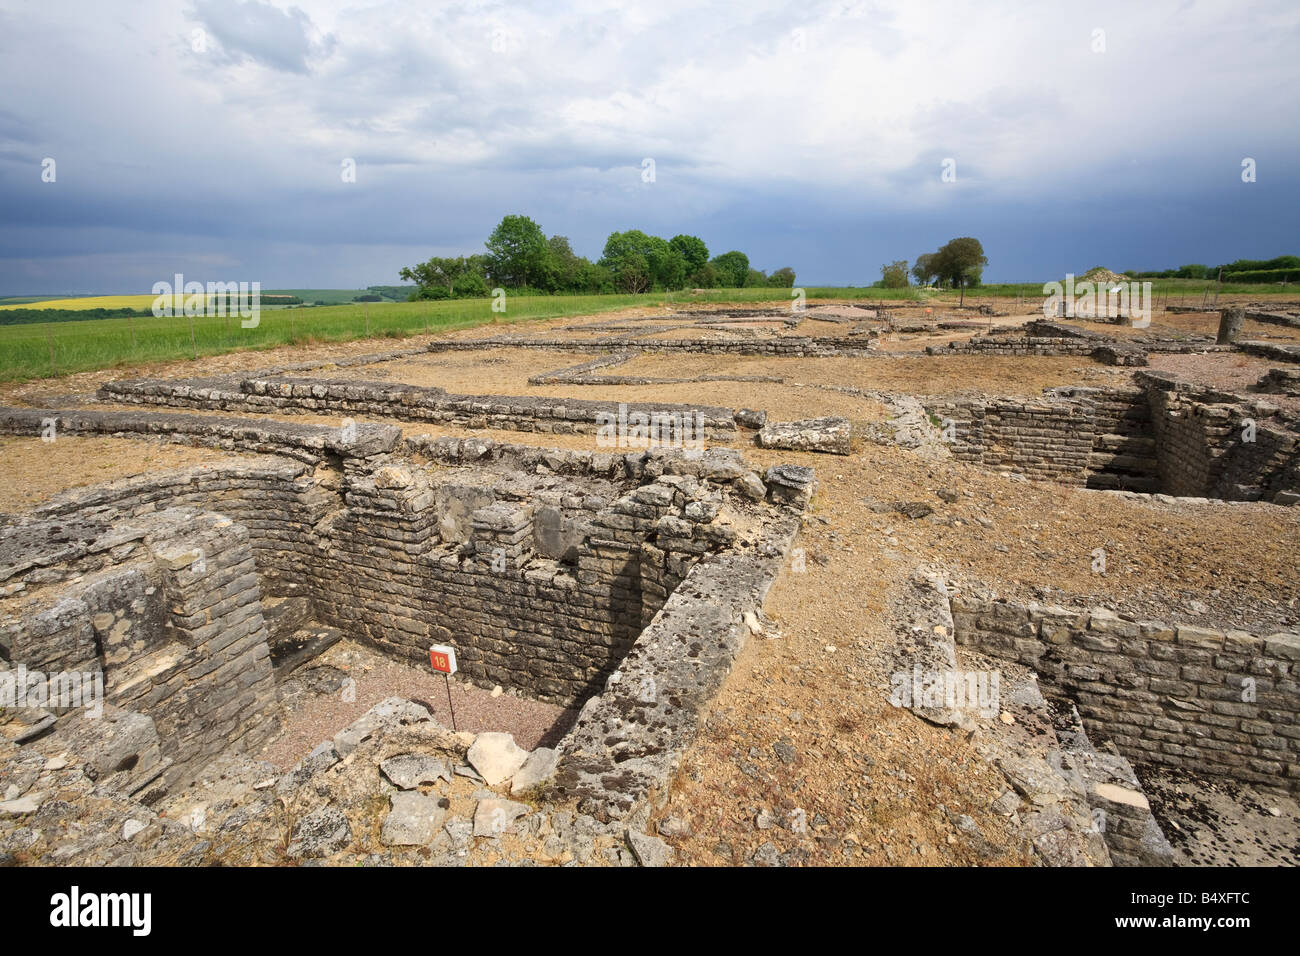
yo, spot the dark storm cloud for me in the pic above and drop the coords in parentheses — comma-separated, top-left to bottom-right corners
(0, 0, 1297, 292)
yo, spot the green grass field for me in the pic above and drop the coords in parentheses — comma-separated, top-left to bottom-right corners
(2, 280, 1293, 383)
(0, 287, 922, 381)
(0, 289, 400, 310)
(0, 292, 673, 381)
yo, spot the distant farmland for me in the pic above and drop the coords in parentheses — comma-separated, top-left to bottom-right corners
(0, 292, 661, 380)
(1, 279, 1293, 382)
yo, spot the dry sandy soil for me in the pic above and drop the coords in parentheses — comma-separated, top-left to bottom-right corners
(0, 436, 251, 514)
(3, 298, 1298, 866)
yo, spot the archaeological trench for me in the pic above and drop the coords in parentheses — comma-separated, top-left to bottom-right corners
(1, 302, 1298, 866)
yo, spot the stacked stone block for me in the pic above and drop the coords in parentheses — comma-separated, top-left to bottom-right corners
(950, 595, 1300, 792)
(0, 509, 279, 793)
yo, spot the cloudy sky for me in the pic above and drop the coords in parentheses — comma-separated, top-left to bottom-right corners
(0, 0, 1296, 293)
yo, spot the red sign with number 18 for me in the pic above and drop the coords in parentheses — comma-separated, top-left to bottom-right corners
(429, 644, 457, 675)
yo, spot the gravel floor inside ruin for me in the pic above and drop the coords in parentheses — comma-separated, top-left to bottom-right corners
(3, 299, 1298, 867)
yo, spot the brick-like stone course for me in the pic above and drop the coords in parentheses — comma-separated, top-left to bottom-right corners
(0, 509, 279, 792)
(96, 377, 738, 440)
(950, 594, 1300, 791)
(926, 377, 1300, 500)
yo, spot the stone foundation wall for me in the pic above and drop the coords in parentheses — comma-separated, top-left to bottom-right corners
(12, 459, 333, 597)
(97, 378, 738, 440)
(950, 595, 1300, 792)
(926, 379, 1300, 500)
(299, 452, 750, 704)
(0, 509, 279, 792)
(1141, 372, 1300, 501)
(927, 321, 1148, 366)
(0, 407, 399, 465)
(425, 336, 875, 357)
(924, 397, 1099, 484)
(5, 422, 783, 709)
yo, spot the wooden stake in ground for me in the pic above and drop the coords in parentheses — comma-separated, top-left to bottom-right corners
(187, 310, 198, 359)
(45, 324, 56, 375)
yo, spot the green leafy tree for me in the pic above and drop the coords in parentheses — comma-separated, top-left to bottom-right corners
(693, 262, 720, 289)
(601, 230, 683, 292)
(542, 235, 585, 292)
(655, 248, 689, 290)
(911, 253, 939, 286)
(930, 238, 988, 303)
(399, 254, 488, 298)
(766, 267, 796, 288)
(880, 260, 910, 288)
(670, 235, 710, 275)
(710, 250, 749, 288)
(744, 268, 768, 287)
(485, 214, 549, 288)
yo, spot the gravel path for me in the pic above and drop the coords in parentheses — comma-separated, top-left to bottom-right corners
(258, 639, 579, 769)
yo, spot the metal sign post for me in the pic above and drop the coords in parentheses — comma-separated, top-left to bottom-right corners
(429, 644, 459, 731)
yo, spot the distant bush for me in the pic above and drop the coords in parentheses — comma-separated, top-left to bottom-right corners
(1218, 255, 1300, 274)
(0, 307, 153, 325)
(366, 285, 417, 301)
(1221, 268, 1296, 283)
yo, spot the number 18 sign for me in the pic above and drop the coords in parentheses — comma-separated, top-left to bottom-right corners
(430, 645, 458, 675)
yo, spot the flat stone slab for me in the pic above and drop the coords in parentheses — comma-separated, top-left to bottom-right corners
(473, 798, 529, 837)
(510, 747, 559, 796)
(380, 754, 452, 791)
(758, 417, 851, 455)
(626, 829, 676, 867)
(381, 792, 447, 846)
(467, 732, 528, 787)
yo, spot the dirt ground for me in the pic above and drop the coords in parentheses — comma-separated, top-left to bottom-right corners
(3, 300, 1298, 867)
(0, 436, 252, 514)
(260, 640, 576, 770)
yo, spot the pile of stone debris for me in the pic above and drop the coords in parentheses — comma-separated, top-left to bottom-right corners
(1079, 267, 1131, 286)
(0, 697, 674, 867)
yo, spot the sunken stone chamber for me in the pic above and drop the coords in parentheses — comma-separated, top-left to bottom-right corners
(0, 425, 790, 790)
(301, 443, 753, 704)
(0, 509, 278, 796)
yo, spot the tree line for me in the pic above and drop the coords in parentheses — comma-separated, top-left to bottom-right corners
(875, 237, 989, 301)
(399, 214, 796, 299)
(1124, 255, 1298, 283)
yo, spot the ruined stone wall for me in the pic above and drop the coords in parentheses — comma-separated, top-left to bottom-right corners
(19, 460, 334, 599)
(1142, 373, 1300, 501)
(426, 337, 875, 357)
(928, 335, 1098, 358)
(97, 377, 739, 440)
(0, 407, 400, 464)
(950, 596, 1300, 792)
(924, 398, 1097, 484)
(1049, 386, 1158, 492)
(926, 381, 1299, 500)
(4, 404, 792, 714)
(302, 455, 742, 705)
(926, 321, 1148, 366)
(0, 509, 279, 792)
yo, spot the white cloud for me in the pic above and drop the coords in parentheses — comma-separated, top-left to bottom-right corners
(0, 0, 1296, 289)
